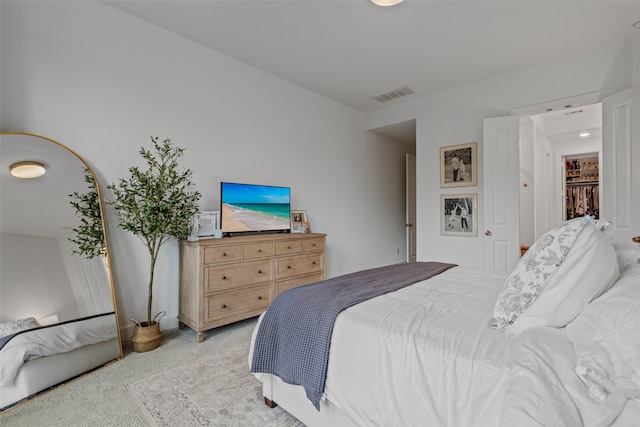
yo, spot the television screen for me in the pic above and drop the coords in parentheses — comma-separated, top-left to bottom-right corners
(220, 182, 291, 234)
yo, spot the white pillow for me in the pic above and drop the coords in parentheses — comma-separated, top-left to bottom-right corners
(616, 248, 640, 273)
(493, 217, 589, 331)
(505, 221, 619, 334)
(566, 264, 640, 401)
(0, 317, 40, 339)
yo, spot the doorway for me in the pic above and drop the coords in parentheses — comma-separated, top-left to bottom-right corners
(406, 153, 416, 262)
(484, 87, 639, 272)
(519, 103, 602, 248)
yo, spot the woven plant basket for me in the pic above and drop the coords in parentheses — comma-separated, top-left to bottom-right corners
(130, 311, 165, 353)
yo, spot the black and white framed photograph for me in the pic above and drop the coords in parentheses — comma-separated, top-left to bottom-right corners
(187, 211, 220, 240)
(197, 211, 219, 236)
(441, 194, 477, 237)
(290, 210, 308, 233)
(440, 142, 477, 187)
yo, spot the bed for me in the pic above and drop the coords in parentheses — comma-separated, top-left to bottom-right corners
(249, 217, 640, 426)
(0, 312, 120, 410)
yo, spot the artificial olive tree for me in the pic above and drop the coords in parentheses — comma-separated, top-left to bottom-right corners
(108, 137, 201, 325)
(68, 169, 106, 259)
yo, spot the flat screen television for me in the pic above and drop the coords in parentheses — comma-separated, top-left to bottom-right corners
(220, 182, 291, 235)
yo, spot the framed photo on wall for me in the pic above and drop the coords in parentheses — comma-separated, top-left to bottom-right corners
(441, 193, 477, 237)
(440, 142, 477, 187)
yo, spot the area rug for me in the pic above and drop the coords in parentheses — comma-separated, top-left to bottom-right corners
(127, 342, 304, 427)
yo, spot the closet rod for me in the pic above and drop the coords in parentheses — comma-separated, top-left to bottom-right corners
(566, 182, 599, 187)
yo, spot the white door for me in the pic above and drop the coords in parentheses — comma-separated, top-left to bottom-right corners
(602, 85, 640, 242)
(406, 153, 417, 262)
(483, 116, 521, 272)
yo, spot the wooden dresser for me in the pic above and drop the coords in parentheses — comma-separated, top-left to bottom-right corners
(178, 233, 326, 342)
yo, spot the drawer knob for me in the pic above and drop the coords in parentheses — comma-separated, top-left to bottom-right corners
(222, 275, 227, 280)
(287, 246, 291, 249)
(221, 304, 227, 308)
(258, 269, 262, 274)
(223, 252, 227, 256)
(258, 249, 262, 252)
(257, 295, 262, 300)
(287, 265, 292, 269)
(312, 261, 316, 265)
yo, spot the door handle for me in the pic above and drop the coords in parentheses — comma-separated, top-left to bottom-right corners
(484, 230, 492, 236)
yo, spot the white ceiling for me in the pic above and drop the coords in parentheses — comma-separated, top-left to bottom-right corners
(536, 102, 603, 145)
(103, 0, 639, 144)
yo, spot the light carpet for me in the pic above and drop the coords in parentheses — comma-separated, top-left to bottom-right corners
(0, 318, 304, 426)
(128, 341, 303, 427)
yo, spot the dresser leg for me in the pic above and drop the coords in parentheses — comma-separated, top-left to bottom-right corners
(178, 321, 185, 329)
(196, 332, 204, 343)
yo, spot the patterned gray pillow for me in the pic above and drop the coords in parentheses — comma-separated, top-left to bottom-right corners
(0, 317, 40, 339)
(493, 217, 589, 331)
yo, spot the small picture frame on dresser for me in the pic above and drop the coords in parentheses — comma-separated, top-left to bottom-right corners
(197, 211, 219, 238)
(291, 210, 308, 233)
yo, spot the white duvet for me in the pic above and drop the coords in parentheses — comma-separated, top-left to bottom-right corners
(253, 267, 628, 427)
(0, 314, 118, 387)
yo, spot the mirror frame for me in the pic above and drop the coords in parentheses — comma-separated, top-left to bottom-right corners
(0, 132, 122, 408)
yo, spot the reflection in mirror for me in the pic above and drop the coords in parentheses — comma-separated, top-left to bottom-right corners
(0, 132, 122, 411)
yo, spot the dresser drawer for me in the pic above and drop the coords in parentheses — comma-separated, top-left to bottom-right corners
(275, 240, 302, 255)
(204, 283, 271, 323)
(276, 272, 324, 295)
(276, 253, 324, 279)
(302, 237, 325, 253)
(205, 260, 272, 293)
(203, 244, 242, 264)
(244, 242, 274, 259)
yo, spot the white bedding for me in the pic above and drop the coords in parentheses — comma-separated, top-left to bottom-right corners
(251, 266, 628, 426)
(0, 314, 118, 387)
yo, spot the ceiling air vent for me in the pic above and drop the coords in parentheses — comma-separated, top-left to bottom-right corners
(371, 85, 415, 103)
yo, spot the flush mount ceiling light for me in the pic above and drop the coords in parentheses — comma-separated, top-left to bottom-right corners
(10, 161, 46, 178)
(371, 0, 404, 6)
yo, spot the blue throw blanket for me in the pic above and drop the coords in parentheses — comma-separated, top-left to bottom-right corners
(250, 262, 456, 410)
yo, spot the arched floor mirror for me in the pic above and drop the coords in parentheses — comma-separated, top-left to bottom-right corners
(0, 132, 122, 411)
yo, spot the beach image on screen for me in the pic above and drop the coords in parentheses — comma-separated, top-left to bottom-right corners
(221, 183, 291, 232)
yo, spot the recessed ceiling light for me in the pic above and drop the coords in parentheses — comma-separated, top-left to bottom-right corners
(10, 161, 46, 178)
(579, 132, 590, 138)
(371, 0, 404, 6)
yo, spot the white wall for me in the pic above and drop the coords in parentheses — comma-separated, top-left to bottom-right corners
(0, 1, 414, 336)
(0, 233, 80, 323)
(368, 38, 638, 267)
(532, 121, 554, 241)
(518, 117, 535, 246)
